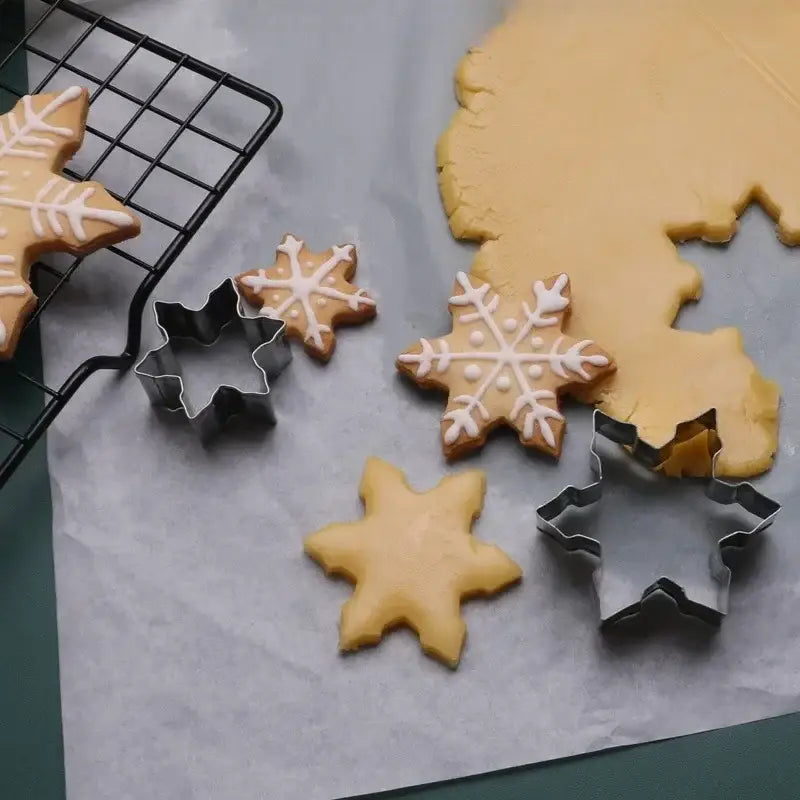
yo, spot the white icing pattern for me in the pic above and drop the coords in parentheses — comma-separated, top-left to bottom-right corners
(240, 235, 375, 350)
(0, 86, 82, 160)
(0, 87, 136, 347)
(0, 269, 28, 344)
(398, 272, 609, 449)
(0, 174, 133, 242)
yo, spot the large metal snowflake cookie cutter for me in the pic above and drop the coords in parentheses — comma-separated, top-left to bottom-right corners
(536, 409, 781, 627)
(135, 278, 291, 441)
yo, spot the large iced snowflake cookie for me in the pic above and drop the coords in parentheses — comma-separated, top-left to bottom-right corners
(397, 272, 615, 459)
(0, 87, 140, 359)
(235, 234, 376, 361)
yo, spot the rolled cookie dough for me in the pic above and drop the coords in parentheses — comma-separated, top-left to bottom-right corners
(436, 0, 800, 476)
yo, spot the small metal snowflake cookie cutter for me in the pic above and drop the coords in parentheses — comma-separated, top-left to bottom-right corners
(536, 409, 781, 627)
(135, 278, 291, 441)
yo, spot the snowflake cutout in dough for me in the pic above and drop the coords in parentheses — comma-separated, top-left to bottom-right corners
(397, 272, 615, 458)
(235, 234, 376, 361)
(0, 87, 140, 358)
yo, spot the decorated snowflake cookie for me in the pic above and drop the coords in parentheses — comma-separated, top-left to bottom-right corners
(0, 87, 140, 358)
(235, 234, 376, 361)
(397, 272, 615, 458)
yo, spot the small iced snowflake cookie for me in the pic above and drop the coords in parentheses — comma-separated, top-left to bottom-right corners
(235, 234, 376, 361)
(397, 271, 615, 459)
(0, 86, 140, 359)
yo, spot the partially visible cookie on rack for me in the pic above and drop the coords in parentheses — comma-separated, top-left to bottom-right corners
(235, 233, 376, 361)
(0, 86, 141, 359)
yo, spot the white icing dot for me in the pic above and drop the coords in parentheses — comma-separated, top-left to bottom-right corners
(0, 228, 6, 238)
(496, 375, 512, 392)
(317, 298, 327, 307)
(276, 267, 285, 275)
(530, 336, 544, 349)
(290, 309, 300, 319)
(464, 364, 482, 382)
(326, 276, 336, 285)
(22, 170, 30, 179)
(528, 364, 544, 379)
(272, 293, 280, 302)
(502, 318, 518, 332)
(469, 330, 485, 347)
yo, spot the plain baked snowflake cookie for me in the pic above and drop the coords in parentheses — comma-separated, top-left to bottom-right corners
(236, 234, 376, 361)
(304, 457, 521, 668)
(397, 271, 614, 459)
(0, 86, 140, 358)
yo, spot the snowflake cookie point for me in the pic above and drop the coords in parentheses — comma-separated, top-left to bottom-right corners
(0, 86, 140, 359)
(235, 233, 376, 362)
(397, 271, 615, 459)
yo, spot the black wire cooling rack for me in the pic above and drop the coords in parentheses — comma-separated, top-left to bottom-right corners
(0, 0, 282, 488)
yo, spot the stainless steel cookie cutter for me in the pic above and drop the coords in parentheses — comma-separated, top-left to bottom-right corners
(135, 278, 291, 441)
(537, 409, 781, 627)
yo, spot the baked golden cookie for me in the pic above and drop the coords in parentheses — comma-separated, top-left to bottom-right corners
(437, 0, 799, 476)
(397, 271, 614, 459)
(0, 86, 140, 358)
(304, 457, 521, 668)
(236, 234, 376, 361)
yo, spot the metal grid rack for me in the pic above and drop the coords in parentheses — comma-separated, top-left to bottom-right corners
(0, 0, 282, 488)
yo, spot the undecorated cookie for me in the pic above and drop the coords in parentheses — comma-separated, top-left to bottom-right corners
(304, 457, 522, 668)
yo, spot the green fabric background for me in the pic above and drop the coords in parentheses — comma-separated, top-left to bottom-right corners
(2, 5, 800, 800)
(0, 3, 66, 797)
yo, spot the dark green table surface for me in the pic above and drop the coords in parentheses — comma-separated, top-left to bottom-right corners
(1, 5, 799, 799)
(367, 714, 800, 799)
(0, 4, 65, 798)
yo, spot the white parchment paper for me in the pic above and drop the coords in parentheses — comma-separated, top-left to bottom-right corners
(26, 1, 800, 798)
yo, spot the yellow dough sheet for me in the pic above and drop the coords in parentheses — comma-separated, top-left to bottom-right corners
(436, 0, 800, 476)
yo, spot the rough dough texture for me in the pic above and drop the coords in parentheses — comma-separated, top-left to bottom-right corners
(304, 458, 522, 668)
(436, 0, 800, 476)
(397, 271, 614, 459)
(0, 87, 140, 359)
